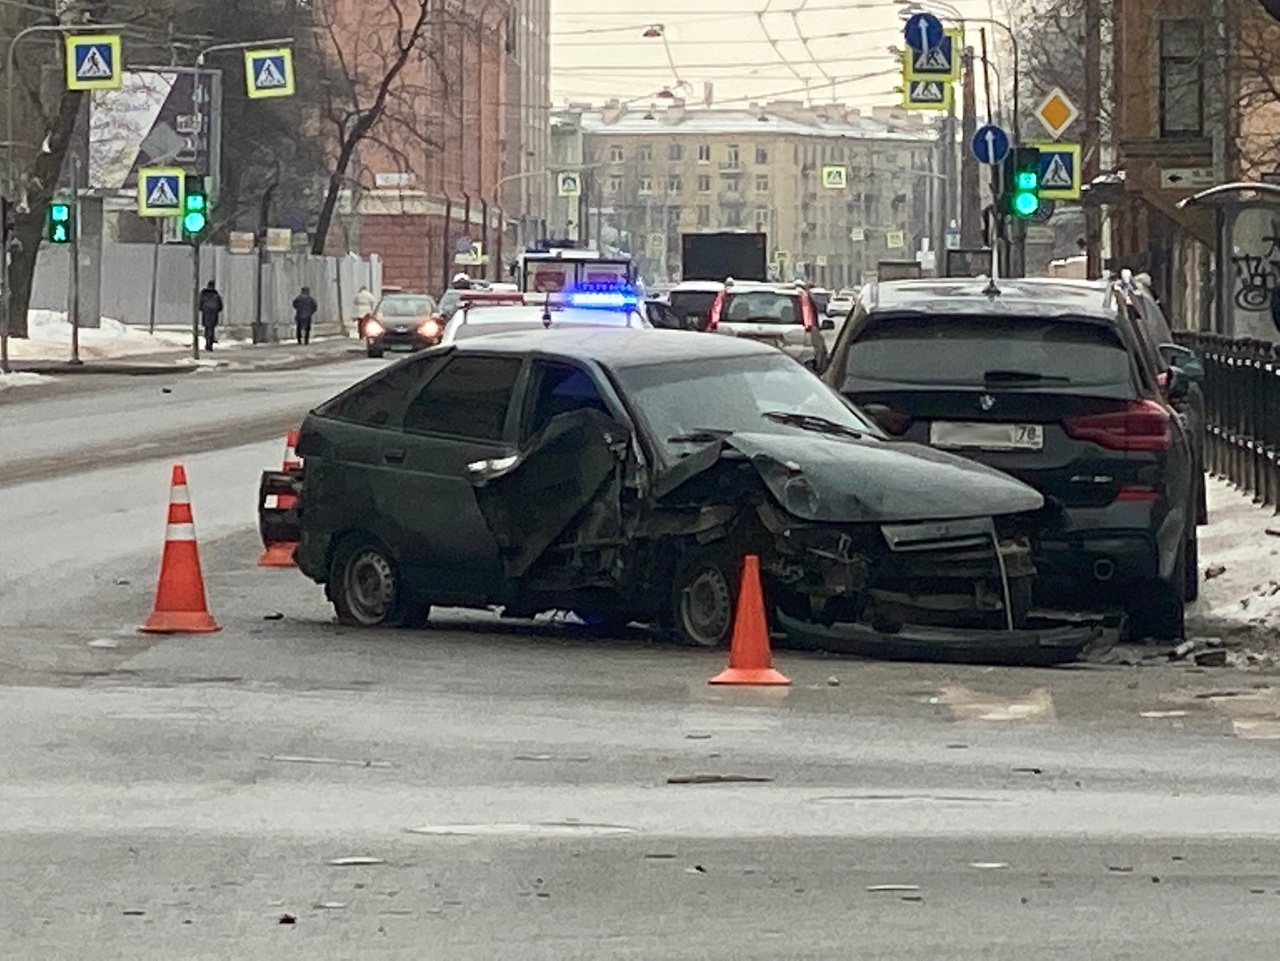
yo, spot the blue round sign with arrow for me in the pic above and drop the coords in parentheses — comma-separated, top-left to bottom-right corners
(904, 12, 945, 53)
(972, 123, 1011, 165)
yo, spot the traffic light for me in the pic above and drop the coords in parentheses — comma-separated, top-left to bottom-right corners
(1006, 147, 1042, 219)
(182, 175, 208, 242)
(46, 198, 74, 244)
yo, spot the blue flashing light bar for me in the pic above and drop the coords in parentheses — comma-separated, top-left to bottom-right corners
(566, 284, 641, 310)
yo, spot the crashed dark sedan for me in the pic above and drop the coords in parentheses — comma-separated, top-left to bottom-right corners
(259, 330, 1101, 664)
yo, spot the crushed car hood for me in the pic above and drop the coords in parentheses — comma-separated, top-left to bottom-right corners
(716, 432, 1043, 524)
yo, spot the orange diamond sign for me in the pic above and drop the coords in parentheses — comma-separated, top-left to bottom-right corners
(1035, 87, 1079, 139)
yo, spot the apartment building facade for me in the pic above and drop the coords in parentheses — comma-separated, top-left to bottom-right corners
(553, 100, 939, 288)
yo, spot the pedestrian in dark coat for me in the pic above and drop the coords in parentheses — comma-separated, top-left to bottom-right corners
(198, 281, 223, 352)
(293, 287, 318, 345)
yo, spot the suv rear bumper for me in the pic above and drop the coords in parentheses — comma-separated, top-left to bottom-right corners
(1036, 530, 1160, 587)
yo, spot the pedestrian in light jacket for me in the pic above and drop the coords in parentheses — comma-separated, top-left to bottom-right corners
(293, 287, 318, 345)
(198, 281, 223, 352)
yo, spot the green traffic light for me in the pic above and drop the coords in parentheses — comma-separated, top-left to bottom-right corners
(51, 224, 68, 243)
(186, 194, 206, 212)
(1013, 191, 1040, 217)
(1016, 171, 1038, 190)
(50, 204, 71, 222)
(183, 211, 207, 233)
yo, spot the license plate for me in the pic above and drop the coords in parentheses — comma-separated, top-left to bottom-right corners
(930, 421, 1044, 451)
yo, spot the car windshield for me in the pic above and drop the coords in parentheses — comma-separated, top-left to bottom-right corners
(380, 296, 436, 316)
(721, 291, 802, 325)
(840, 313, 1137, 396)
(616, 352, 876, 461)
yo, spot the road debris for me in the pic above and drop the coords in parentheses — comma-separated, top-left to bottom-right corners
(687, 864, 708, 875)
(88, 638, 119, 649)
(684, 733, 712, 740)
(1012, 767, 1043, 775)
(827, 676, 840, 687)
(1139, 710, 1188, 718)
(1107, 865, 1134, 874)
(666, 774, 774, 785)
(1205, 565, 1227, 580)
(969, 862, 1010, 870)
(1194, 649, 1229, 668)
(313, 902, 347, 910)
(866, 884, 920, 892)
(278, 914, 297, 925)
(263, 612, 284, 621)
(327, 856, 386, 866)
(644, 853, 677, 860)
(270, 755, 392, 769)
(122, 909, 145, 916)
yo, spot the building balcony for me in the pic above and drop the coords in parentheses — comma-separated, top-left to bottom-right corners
(718, 190, 748, 207)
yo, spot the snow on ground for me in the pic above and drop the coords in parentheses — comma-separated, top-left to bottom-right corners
(0, 372, 53, 391)
(4, 311, 190, 361)
(1193, 477, 1280, 636)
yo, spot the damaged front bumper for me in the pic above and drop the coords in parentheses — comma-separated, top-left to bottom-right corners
(776, 611, 1104, 667)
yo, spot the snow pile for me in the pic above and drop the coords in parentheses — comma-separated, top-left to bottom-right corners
(0, 372, 52, 391)
(1192, 478, 1280, 637)
(5, 311, 190, 361)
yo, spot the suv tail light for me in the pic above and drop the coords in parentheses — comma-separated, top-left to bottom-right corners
(1062, 400, 1171, 451)
(800, 296, 816, 331)
(707, 291, 725, 331)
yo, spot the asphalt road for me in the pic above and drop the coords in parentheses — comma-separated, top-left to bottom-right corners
(3, 362, 1280, 958)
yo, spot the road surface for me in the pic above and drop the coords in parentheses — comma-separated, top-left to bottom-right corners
(2, 362, 1279, 958)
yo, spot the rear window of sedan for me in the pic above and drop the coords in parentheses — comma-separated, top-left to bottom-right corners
(721, 291, 803, 325)
(840, 314, 1138, 395)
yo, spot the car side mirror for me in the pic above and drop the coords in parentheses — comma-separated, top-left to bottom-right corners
(820, 318, 835, 330)
(1159, 343, 1204, 383)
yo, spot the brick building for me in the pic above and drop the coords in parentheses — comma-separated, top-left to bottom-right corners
(324, 0, 549, 292)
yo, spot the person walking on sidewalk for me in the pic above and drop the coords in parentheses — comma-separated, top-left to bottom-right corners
(292, 286, 318, 345)
(198, 281, 223, 352)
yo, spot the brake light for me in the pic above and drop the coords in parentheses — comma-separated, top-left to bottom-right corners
(707, 291, 725, 331)
(1116, 486, 1159, 501)
(1062, 400, 1171, 451)
(800, 296, 816, 331)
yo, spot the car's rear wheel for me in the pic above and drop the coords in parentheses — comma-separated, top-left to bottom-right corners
(1129, 543, 1187, 642)
(1183, 526, 1200, 603)
(669, 544, 742, 648)
(329, 534, 429, 629)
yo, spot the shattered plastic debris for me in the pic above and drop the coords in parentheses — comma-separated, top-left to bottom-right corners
(327, 856, 386, 866)
(666, 774, 774, 785)
(278, 914, 297, 925)
(1205, 565, 1227, 580)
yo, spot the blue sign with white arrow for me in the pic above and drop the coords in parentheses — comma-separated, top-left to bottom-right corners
(972, 123, 1011, 165)
(904, 12, 944, 53)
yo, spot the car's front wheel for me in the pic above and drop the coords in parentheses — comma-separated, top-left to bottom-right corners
(329, 534, 429, 629)
(668, 544, 743, 648)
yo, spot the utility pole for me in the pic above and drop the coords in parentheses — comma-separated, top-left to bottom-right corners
(1084, 0, 1102, 278)
(960, 46, 982, 248)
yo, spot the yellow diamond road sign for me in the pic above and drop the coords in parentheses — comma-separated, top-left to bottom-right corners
(1035, 87, 1079, 140)
(65, 35, 121, 91)
(245, 48, 295, 99)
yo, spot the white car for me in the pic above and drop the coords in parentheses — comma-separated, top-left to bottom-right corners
(441, 296, 652, 345)
(826, 288, 857, 318)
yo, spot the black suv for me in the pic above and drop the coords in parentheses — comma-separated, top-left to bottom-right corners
(824, 278, 1201, 639)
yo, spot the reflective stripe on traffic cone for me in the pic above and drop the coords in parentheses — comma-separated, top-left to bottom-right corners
(140, 464, 221, 634)
(709, 555, 789, 686)
(258, 429, 300, 568)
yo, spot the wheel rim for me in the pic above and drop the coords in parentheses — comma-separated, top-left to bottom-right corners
(344, 548, 396, 626)
(679, 566, 733, 647)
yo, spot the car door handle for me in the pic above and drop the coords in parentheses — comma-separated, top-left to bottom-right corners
(383, 448, 406, 464)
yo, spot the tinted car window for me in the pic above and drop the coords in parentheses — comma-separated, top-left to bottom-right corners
(380, 295, 437, 316)
(840, 315, 1136, 393)
(402, 355, 522, 440)
(616, 353, 874, 461)
(722, 291, 801, 325)
(809, 290, 831, 314)
(316, 356, 440, 427)
(524, 362, 611, 439)
(668, 290, 719, 324)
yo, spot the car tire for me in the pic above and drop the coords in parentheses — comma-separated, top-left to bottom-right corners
(1129, 548, 1187, 642)
(668, 543, 743, 648)
(366, 346, 384, 359)
(1196, 473, 1208, 526)
(1183, 526, 1200, 603)
(329, 534, 429, 629)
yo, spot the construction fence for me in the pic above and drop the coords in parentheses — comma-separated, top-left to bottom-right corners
(31, 242, 382, 341)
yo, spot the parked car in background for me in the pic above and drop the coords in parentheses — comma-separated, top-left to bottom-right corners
(667, 280, 724, 332)
(365, 293, 440, 358)
(826, 288, 857, 318)
(825, 278, 1200, 640)
(808, 287, 833, 317)
(259, 330, 1100, 663)
(707, 280, 831, 372)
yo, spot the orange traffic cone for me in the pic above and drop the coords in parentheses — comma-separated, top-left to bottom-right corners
(709, 554, 790, 686)
(140, 464, 221, 634)
(258, 429, 300, 568)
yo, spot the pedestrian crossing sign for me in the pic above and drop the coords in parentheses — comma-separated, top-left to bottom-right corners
(821, 166, 848, 190)
(1029, 142, 1082, 200)
(901, 28, 962, 82)
(245, 48, 295, 99)
(903, 78, 953, 112)
(65, 35, 121, 91)
(137, 167, 185, 218)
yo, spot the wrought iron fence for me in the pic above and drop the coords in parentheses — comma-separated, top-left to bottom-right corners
(1175, 332, 1280, 512)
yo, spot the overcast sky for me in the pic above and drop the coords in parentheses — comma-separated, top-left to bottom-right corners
(549, 0, 1013, 112)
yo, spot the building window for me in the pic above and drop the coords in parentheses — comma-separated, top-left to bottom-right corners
(725, 177, 740, 194)
(726, 144, 740, 166)
(698, 174, 712, 192)
(668, 174, 682, 193)
(1160, 19, 1203, 138)
(697, 144, 711, 163)
(638, 143, 653, 162)
(755, 174, 769, 192)
(639, 176, 653, 194)
(608, 176, 623, 194)
(725, 208, 743, 228)
(696, 204, 711, 227)
(609, 145, 624, 163)
(756, 146, 769, 165)
(669, 142, 684, 161)
(755, 207, 770, 228)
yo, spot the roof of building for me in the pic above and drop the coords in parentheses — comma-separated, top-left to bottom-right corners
(559, 102, 936, 144)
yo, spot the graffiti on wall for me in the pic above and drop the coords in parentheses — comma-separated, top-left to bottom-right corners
(1232, 220, 1280, 315)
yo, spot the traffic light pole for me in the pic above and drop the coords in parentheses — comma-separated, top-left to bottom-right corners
(68, 154, 81, 365)
(191, 239, 201, 361)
